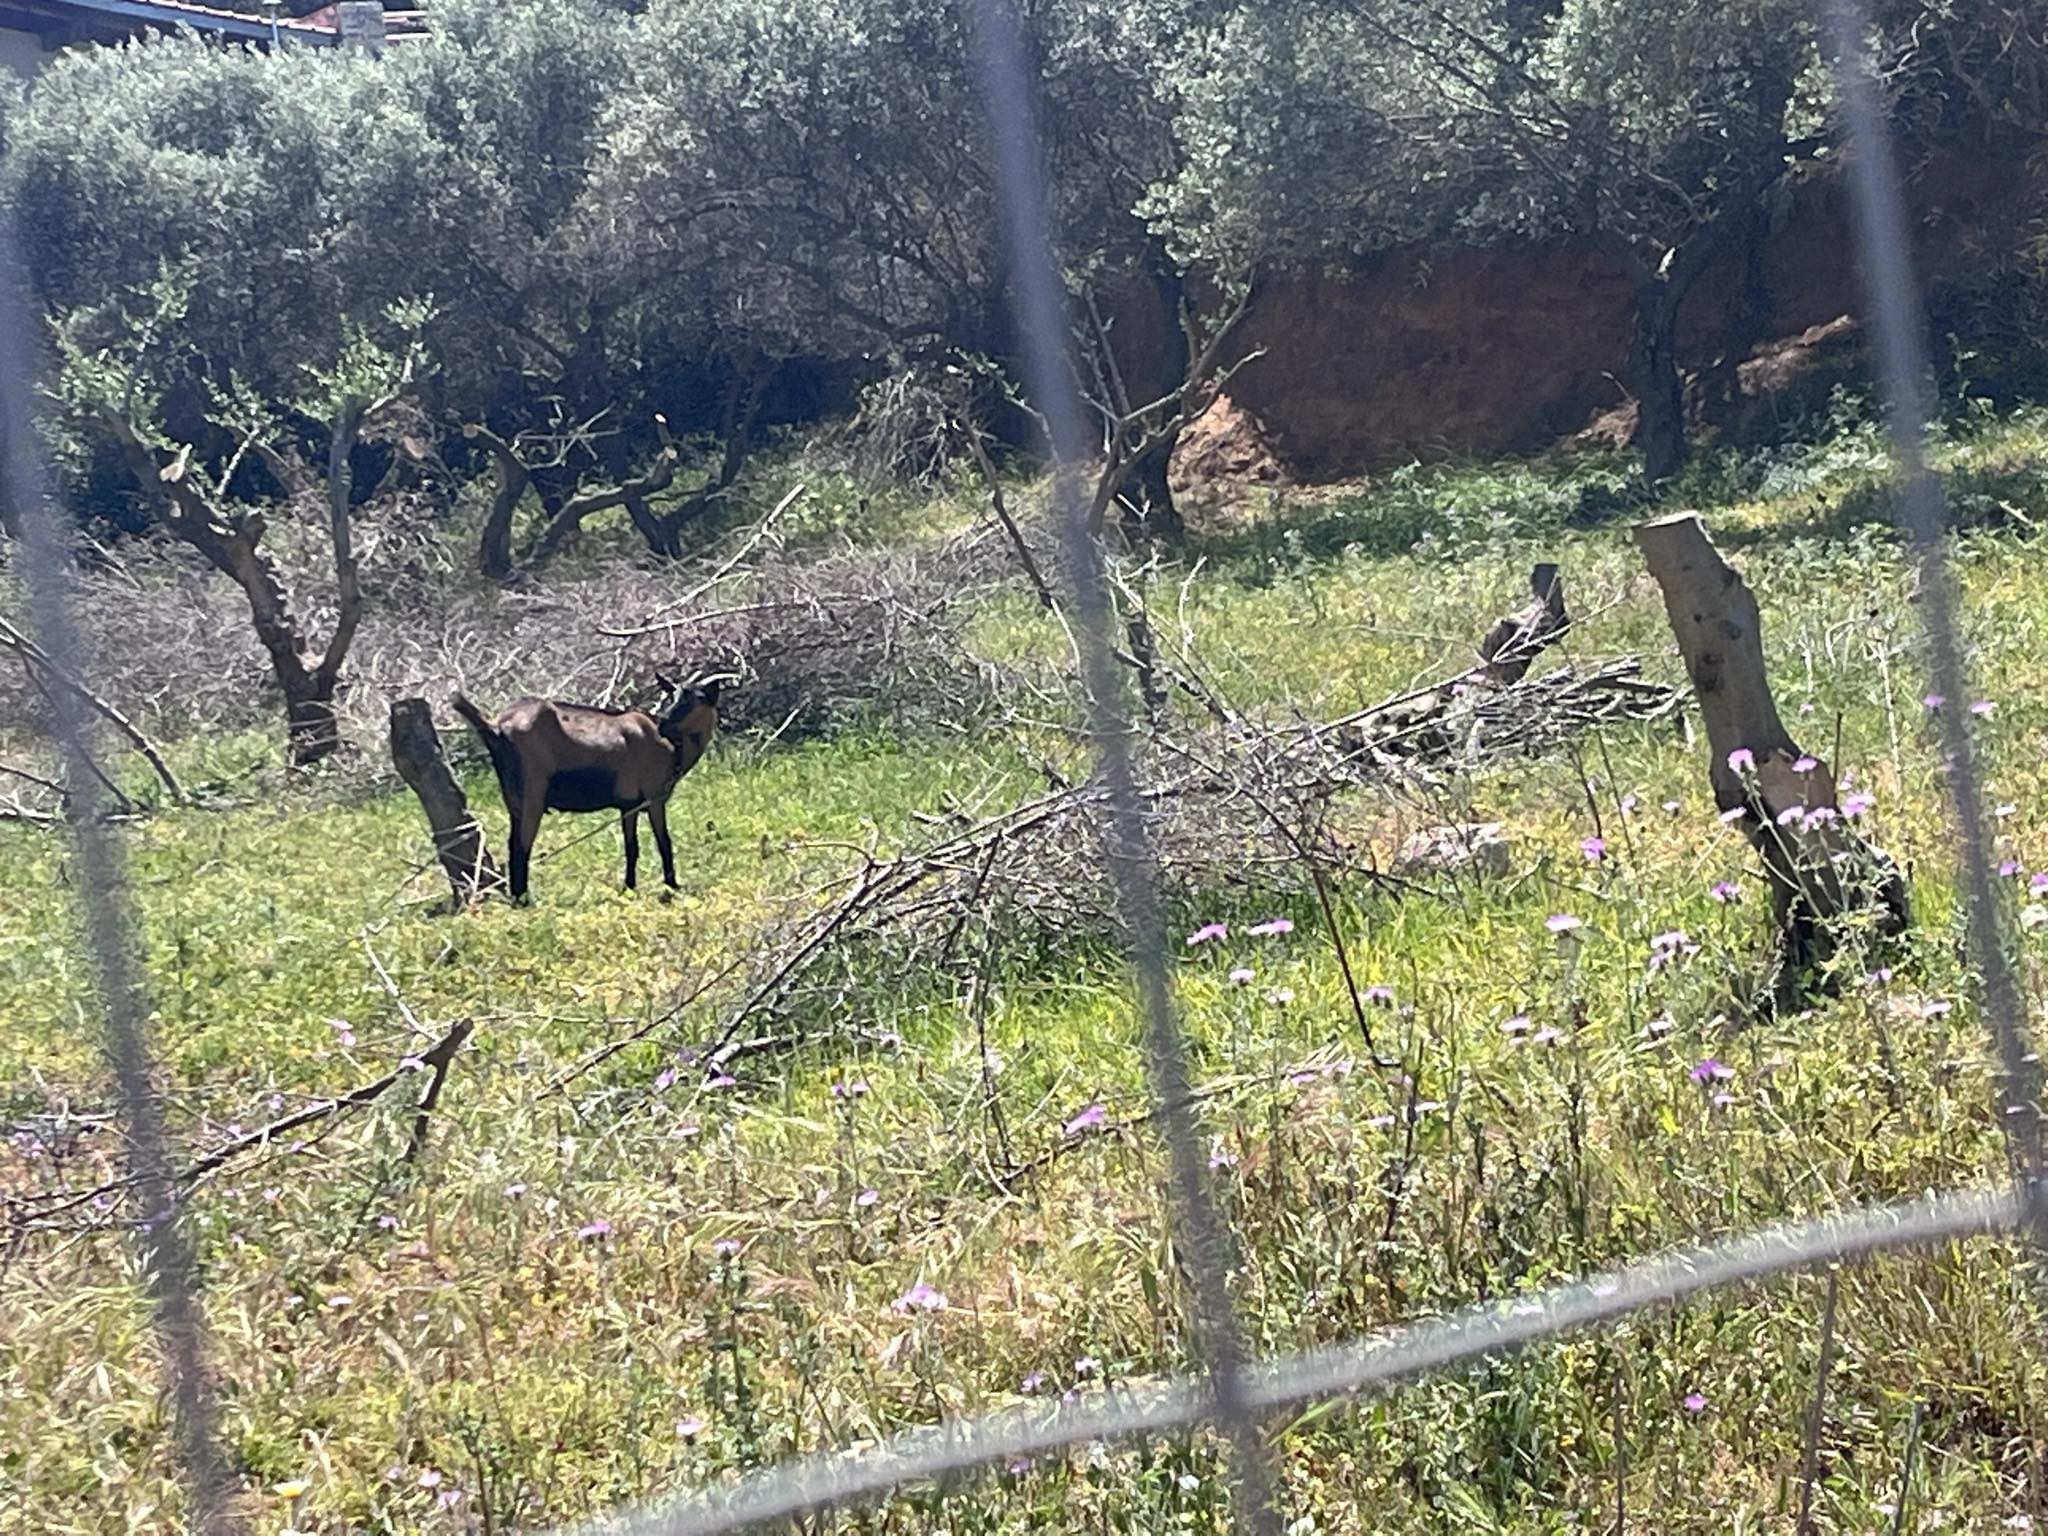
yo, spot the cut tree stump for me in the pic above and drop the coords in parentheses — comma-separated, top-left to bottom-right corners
(1478, 562, 1568, 685)
(1634, 513, 1907, 992)
(389, 697, 503, 909)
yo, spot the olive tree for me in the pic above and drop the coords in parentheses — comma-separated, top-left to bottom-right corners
(48, 273, 426, 763)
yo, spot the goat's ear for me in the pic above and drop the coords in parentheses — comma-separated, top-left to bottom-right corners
(654, 670, 680, 696)
(698, 679, 723, 708)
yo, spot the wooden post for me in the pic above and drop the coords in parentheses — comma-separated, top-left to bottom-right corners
(389, 698, 502, 909)
(1634, 513, 1906, 985)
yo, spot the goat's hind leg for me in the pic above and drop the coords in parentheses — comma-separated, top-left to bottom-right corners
(509, 796, 544, 903)
(621, 808, 642, 891)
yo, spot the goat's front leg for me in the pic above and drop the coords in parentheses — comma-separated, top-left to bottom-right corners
(621, 807, 641, 890)
(648, 799, 679, 889)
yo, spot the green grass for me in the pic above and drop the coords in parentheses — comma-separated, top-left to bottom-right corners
(9, 411, 2048, 1532)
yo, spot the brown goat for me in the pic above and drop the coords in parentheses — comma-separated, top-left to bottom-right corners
(452, 678, 720, 901)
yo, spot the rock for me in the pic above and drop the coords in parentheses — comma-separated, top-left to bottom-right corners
(1394, 822, 1510, 878)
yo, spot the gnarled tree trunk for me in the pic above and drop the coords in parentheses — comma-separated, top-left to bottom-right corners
(389, 698, 502, 908)
(1635, 512, 1907, 995)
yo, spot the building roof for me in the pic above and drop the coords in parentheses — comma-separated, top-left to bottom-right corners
(0, 0, 429, 49)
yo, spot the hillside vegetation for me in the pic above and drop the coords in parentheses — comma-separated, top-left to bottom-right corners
(8, 409, 2048, 1531)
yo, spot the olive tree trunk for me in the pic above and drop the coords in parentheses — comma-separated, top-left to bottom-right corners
(389, 697, 502, 908)
(1635, 512, 1907, 990)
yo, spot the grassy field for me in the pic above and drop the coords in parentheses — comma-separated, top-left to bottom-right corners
(8, 405, 2048, 1533)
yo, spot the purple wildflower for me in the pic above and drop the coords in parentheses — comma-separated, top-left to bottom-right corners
(1842, 791, 1875, 818)
(1620, 794, 1639, 815)
(1228, 966, 1254, 985)
(713, 1238, 741, 1257)
(1689, 1058, 1734, 1083)
(654, 1067, 677, 1092)
(1363, 984, 1395, 1005)
(705, 1073, 738, 1089)
(1644, 1014, 1675, 1037)
(675, 1416, 706, 1440)
(1063, 1102, 1108, 1137)
(1924, 693, 1946, 710)
(1710, 880, 1741, 903)
(1531, 1026, 1564, 1046)
(856, 1188, 879, 1207)
(1718, 806, 1748, 824)
(1021, 1372, 1046, 1393)
(1581, 835, 1607, 862)
(2033, 873, 2048, 897)
(1546, 913, 1583, 934)
(577, 1220, 611, 1241)
(1793, 755, 1819, 773)
(1185, 922, 1228, 945)
(1247, 918, 1294, 937)
(1502, 1014, 1532, 1035)
(894, 1281, 948, 1313)
(1727, 748, 1756, 773)
(1682, 1392, 1707, 1414)
(1922, 999, 1953, 1019)
(1971, 699, 1996, 718)
(2001, 859, 2023, 878)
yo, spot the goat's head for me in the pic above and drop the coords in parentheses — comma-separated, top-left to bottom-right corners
(653, 673, 724, 758)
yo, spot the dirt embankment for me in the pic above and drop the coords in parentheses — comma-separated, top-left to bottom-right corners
(1167, 143, 2043, 486)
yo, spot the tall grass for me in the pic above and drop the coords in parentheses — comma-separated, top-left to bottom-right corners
(6, 412, 2048, 1532)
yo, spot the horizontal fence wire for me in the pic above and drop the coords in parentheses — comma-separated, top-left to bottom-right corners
(569, 1185, 2021, 1535)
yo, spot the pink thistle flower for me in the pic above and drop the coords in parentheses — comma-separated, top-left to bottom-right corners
(1727, 748, 1756, 773)
(1689, 1058, 1734, 1083)
(1502, 1014, 1532, 1035)
(1971, 699, 1996, 717)
(418, 1469, 443, 1489)
(1924, 693, 1946, 710)
(576, 1220, 611, 1241)
(1683, 1392, 1707, 1414)
(855, 1188, 879, 1207)
(894, 1281, 947, 1313)
(1842, 791, 1875, 818)
(1063, 1103, 1108, 1137)
(1710, 880, 1741, 903)
(2033, 873, 2048, 897)
(1581, 836, 1607, 862)
(705, 1073, 738, 1089)
(1185, 923, 1228, 945)
(1545, 913, 1583, 934)
(713, 1238, 741, 1257)
(1363, 984, 1395, 1005)
(1531, 1026, 1564, 1046)
(1247, 918, 1294, 937)
(1718, 806, 1749, 824)
(1792, 755, 1819, 773)
(675, 1416, 706, 1439)
(1228, 966, 1254, 985)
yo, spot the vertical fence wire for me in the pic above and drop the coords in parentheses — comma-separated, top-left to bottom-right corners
(0, 231, 240, 1531)
(1820, 0, 2047, 1203)
(957, 2, 1280, 1528)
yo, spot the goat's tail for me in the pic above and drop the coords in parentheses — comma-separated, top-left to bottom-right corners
(451, 694, 521, 801)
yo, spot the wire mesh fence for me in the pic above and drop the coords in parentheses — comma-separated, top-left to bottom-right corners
(2, 0, 2041, 1531)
